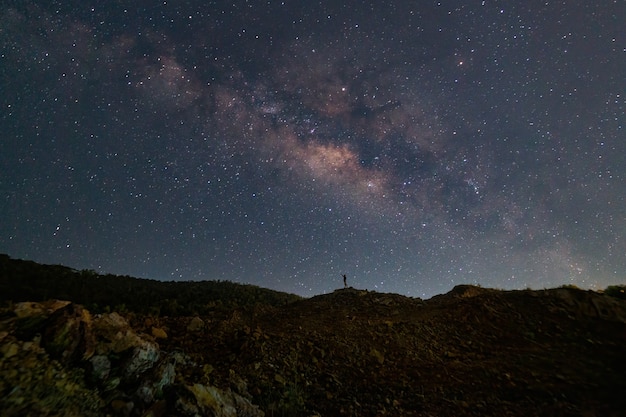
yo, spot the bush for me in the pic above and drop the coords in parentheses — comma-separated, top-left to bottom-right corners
(604, 285, 626, 300)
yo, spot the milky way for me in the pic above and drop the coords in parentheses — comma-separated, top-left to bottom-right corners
(1, 1, 624, 297)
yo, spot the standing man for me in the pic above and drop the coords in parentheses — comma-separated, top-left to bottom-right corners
(342, 274, 347, 288)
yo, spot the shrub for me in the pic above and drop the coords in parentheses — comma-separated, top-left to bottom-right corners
(604, 285, 626, 300)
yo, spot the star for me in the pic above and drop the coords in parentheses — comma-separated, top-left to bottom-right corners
(1, 1, 624, 298)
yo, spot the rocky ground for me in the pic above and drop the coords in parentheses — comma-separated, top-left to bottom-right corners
(1, 282, 626, 416)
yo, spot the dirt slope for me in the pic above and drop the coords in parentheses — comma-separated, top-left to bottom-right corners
(1, 254, 625, 416)
(149, 286, 626, 416)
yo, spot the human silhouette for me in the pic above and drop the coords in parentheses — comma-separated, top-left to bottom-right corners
(342, 274, 347, 288)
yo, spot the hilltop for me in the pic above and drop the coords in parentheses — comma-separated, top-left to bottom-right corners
(0, 254, 302, 315)
(1, 255, 625, 416)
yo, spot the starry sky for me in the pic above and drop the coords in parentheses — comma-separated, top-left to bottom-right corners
(1, 1, 624, 298)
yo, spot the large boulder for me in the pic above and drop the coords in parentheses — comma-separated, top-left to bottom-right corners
(1, 301, 265, 416)
(1, 302, 103, 416)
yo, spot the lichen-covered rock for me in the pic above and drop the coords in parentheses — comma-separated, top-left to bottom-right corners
(92, 312, 144, 354)
(89, 311, 161, 382)
(136, 358, 176, 403)
(123, 339, 160, 379)
(13, 300, 71, 318)
(41, 303, 95, 364)
(9, 301, 96, 366)
(176, 383, 265, 417)
(89, 354, 111, 381)
(187, 316, 205, 332)
(0, 333, 103, 417)
(1, 301, 272, 416)
(151, 326, 168, 339)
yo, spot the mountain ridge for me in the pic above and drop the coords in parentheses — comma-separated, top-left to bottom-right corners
(1, 254, 625, 416)
(0, 253, 302, 315)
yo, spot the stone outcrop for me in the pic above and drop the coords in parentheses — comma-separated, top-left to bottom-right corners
(0, 300, 264, 417)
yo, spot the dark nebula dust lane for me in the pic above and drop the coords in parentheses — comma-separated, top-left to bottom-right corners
(1, 1, 624, 297)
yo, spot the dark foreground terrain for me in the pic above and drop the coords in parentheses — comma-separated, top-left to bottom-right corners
(1, 254, 625, 416)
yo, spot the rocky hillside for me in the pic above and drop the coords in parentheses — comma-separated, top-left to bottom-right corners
(1, 255, 626, 416)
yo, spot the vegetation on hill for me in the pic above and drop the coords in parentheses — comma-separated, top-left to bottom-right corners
(1, 254, 625, 416)
(0, 254, 302, 315)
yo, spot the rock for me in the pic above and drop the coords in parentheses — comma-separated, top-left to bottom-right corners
(89, 354, 111, 381)
(13, 301, 46, 318)
(143, 400, 167, 417)
(156, 359, 177, 391)
(92, 312, 143, 354)
(123, 339, 160, 379)
(177, 383, 264, 417)
(370, 348, 385, 365)
(374, 296, 394, 306)
(110, 399, 134, 416)
(13, 300, 72, 319)
(1, 342, 19, 358)
(41, 303, 95, 364)
(1, 301, 264, 417)
(136, 384, 155, 404)
(151, 327, 168, 339)
(447, 285, 491, 298)
(187, 316, 205, 332)
(136, 356, 176, 403)
(229, 369, 250, 397)
(0, 334, 103, 416)
(104, 376, 121, 391)
(12, 301, 76, 343)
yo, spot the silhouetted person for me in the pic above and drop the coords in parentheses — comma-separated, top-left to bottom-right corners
(342, 274, 347, 288)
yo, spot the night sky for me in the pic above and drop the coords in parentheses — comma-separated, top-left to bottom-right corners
(1, 1, 624, 298)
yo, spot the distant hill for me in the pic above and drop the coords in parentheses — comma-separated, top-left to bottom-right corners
(1, 254, 626, 416)
(0, 253, 302, 315)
